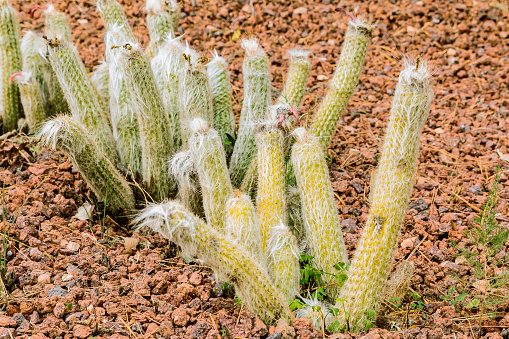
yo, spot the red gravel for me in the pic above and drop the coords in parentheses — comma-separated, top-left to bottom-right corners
(2, 0, 509, 338)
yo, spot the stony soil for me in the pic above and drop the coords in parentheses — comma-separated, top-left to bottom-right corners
(1, 0, 509, 338)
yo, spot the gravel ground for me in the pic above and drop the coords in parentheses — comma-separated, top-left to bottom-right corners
(1, 0, 509, 338)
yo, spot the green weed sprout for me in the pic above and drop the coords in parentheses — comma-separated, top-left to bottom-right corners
(229, 38, 271, 187)
(39, 115, 135, 213)
(133, 200, 292, 325)
(0, 0, 22, 132)
(331, 59, 433, 331)
(309, 18, 373, 150)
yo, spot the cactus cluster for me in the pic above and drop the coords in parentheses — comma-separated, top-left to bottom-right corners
(0, 0, 435, 333)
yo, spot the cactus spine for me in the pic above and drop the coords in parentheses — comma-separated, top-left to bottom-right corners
(43, 4, 72, 42)
(310, 20, 373, 150)
(225, 189, 264, 265)
(47, 38, 118, 162)
(229, 38, 271, 187)
(331, 61, 433, 332)
(11, 73, 45, 133)
(105, 28, 142, 176)
(188, 118, 233, 233)
(277, 48, 311, 109)
(255, 116, 286, 251)
(133, 200, 292, 325)
(119, 45, 173, 201)
(291, 127, 349, 300)
(266, 223, 300, 301)
(0, 0, 22, 132)
(207, 52, 235, 152)
(178, 55, 214, 147)
(39, 115, 135, 213)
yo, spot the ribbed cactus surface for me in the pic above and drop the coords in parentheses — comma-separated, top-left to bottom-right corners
(39, 115, 135, 213)
(43, 4, 72, 42)
(277, 48, 311, 109)
(331, 61, 433, 332)
(310, 20, 373, 150)
(11, 73, 46, 133)
(133, 200, 292, 325)
(96, 0, 135, 41)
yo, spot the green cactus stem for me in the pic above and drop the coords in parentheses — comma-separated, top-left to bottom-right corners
(0, 0, 22, 132)
(47, 38, 118, 163)
(90, 61, 110, 114)
(207, 52, 235, 154)
(119, 44, 173, 201)
(331, 60, 433, 332)
(10, 72, 46, 133)
(145, 0, 180, 56)
(229, 38, 271, 187)
(178, 54, 214, 147)
(39, 115, 135, 213)
(291, 127, 349, 300)
(43, 4, 72, 42)
(133, 200, 292, 325)
(266, 223, 300, 301)
(309, 19, 373, 150)
(188, 118, 233, 233)
(225, 189, 265, 266)
(97, 0, 135, 41)
(20, 32, 49, 113)
(277, 48, 311, 109)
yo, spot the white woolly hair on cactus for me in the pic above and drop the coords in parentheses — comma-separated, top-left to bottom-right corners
(286, 184, 306, 249)
(224, 189, 265, 266)
(168, 149, 203, 216)
(265, 222, 300, 301)
(20, 31, 48, 64)
(42, 3, 72, 42)
(132, 200, 292, 325)
(90, 60, 109, 103)
(331, 58, 433, 332)
(188, 118, 233, 233)
(145, 0, 179, 13)
(277, 47, 311, 109)
(10, 71, 46, 133)
(295, 296, 333, 331)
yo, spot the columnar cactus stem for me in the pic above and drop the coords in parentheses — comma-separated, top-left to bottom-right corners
(266, 223, 300, 301)
(309, 19, 373, 150)
(225, 189, 264, 266)
(331, 61, 433, 332)
(47, 38, 118, 163)
(277, 48, 311, 109)
(43, 4, 72, 42)
(169, 150, 204, 217)
(133, 200, 292, 325)
(0, 0, 22, 132)
(20, 32, 48, 108)
(145, 0, 179, 55)
(178, 55, 214, 147)
(207, 52, 235, 153)
(255, 115, 286, 252)
(97, 0, 135, 41)
(10, 72, 46, 133)
(229, 38, 271, 187)
(151, 37, 184, 149)
(188, 118, 233, 233)
(90, 61, 110, 113)
(39, 115, 135, 213)
(291, 127, 349, 300)
(119, 44, 173, 201)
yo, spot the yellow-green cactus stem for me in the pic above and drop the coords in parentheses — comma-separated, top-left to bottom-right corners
(10, 72, 46, 133)
(207, 52, 235, 153)
(265, 223, 300, 301)
(286, 185, 305, 246)
(225, 189, 264, 266)
(133, 200, 292, 325)
(105, 28, 142, 177)
(39, 115, 135, 213)
(331, 61, 433, 332)
(20, 32, 49, 112)
(229, 38, 271, 187)
(0, 0, 22, 132)
(291, 127, 348, 300)
(43, 4, 72, 42)
(90, 61, 110, 114)
(188, 118, 233, 233)
(97, 0, 135, 41)
(151, 37, 184, 149)
(47, 38, 118, 163)
(309, 19, 373, 150)
(119, 44, 173, 201)
(178, 54, 214, 147)
(277, 48, 311, 109)
(145, 0, 180, 56)
(255, 117, 286, 252)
